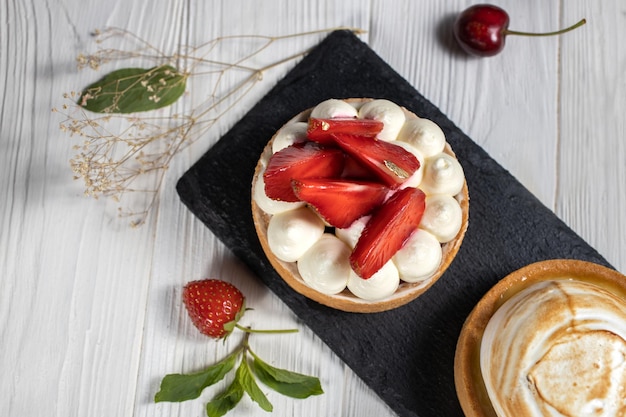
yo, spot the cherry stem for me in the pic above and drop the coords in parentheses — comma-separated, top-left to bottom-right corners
(236, 323, 299, 334)
(504, 18, 586, 37)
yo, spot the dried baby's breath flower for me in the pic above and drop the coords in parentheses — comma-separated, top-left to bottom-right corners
(56, 27, 365, 227)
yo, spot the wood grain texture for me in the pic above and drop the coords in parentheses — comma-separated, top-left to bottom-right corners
(558, 0, 626, 276)
(0, 1, 623, 417)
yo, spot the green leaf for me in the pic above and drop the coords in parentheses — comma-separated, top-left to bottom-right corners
(78, 65, 186, 113)
(154, 350, 239, 403)
(237, 358, 273, 412)
(222, 301, 246, 335)
(249, 351, 324, 399)
(206, 378, 244, 417)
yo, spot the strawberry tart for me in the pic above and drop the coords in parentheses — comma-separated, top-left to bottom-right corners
(251, 98, 469, 312)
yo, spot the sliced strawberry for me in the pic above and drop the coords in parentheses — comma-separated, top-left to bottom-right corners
(350, 187, 426, 279)
(331, 133, 420, 188)
(292, 178, 389, 228)
(341, 153, 380, 180)
(264, 142, 344, 202)
(307, 118, 384, 145)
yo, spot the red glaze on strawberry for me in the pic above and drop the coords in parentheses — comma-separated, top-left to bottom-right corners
(341, 153, 380, 180)
(307, 118, 384, 145)
(182, 279, 245, 339)
(331, 133, 420, 188)
(292, 178, 389, 229)
(264, 142, 345, 202)
(350, 187, 426, 279)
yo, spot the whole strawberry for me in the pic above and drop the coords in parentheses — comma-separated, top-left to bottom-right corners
(158, 278, 321, 417)
(182, 279, 245, 339)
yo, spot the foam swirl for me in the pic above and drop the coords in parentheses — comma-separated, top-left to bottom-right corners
(480, 279, 626, 417)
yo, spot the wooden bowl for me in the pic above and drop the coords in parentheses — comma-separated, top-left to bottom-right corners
(454, 259, 626, 416)
(251, 99, 469, 313)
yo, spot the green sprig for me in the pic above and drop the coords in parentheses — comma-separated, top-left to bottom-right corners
(155, 331, 323, 417)
(249, 348, 323, 399)
(154, 348, 242, 402)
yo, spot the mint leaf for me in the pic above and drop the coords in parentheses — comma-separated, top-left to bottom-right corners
(237, 358, 273, 412)
(78, 65, 186, 113)
(155, 350, 239, 402)
(206, 378, 244, 417)
(250, 351, 323, 399)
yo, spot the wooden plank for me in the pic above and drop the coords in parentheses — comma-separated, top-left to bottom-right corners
(371, 0, 561, 209)
(2, 0, 623, 417)
(558, 0, 626, 272)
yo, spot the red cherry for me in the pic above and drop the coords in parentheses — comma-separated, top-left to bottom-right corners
(453, 4, 586, 57)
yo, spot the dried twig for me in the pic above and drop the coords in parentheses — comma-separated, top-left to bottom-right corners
(54, 27, 365, 227)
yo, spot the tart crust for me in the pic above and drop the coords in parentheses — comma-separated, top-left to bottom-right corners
(454, 259, 626, 417)
(251, 99, 469, 313)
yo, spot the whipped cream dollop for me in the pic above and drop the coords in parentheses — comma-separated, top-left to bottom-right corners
(255, 99, 466, 300)
(347, 260, 400, 301)
(335, 216, 369, 249)
(420, 194, 463, 243)
(310, 98, 359, 119)
(298, 234, 352, 295)
(420, 152, 465, 196)
(481, 279, 626, 417)
(358, 99, 406, 141)
(397, 117, 446, 158)
(272, 122, 308, 153)
(267, 206, 325, 262)
(392, 229, 443, 283)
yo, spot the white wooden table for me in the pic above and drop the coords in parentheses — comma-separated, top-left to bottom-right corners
(2, 1, 624, 416)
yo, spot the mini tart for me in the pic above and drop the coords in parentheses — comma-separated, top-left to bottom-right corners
(251, 98, 469, 313)
(454, 259, 626, 417)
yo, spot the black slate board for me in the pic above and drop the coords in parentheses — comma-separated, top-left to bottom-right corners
(176, 30, 611, 417)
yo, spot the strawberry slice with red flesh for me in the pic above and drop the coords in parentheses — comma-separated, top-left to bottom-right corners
(264, 142, 345, 202)
(307, 118, 384, 145)
(292, 178, 389, 229)
(341, 153, 380, 181)
(331, 133, 420, 188)
(350, 187, 426, 279)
